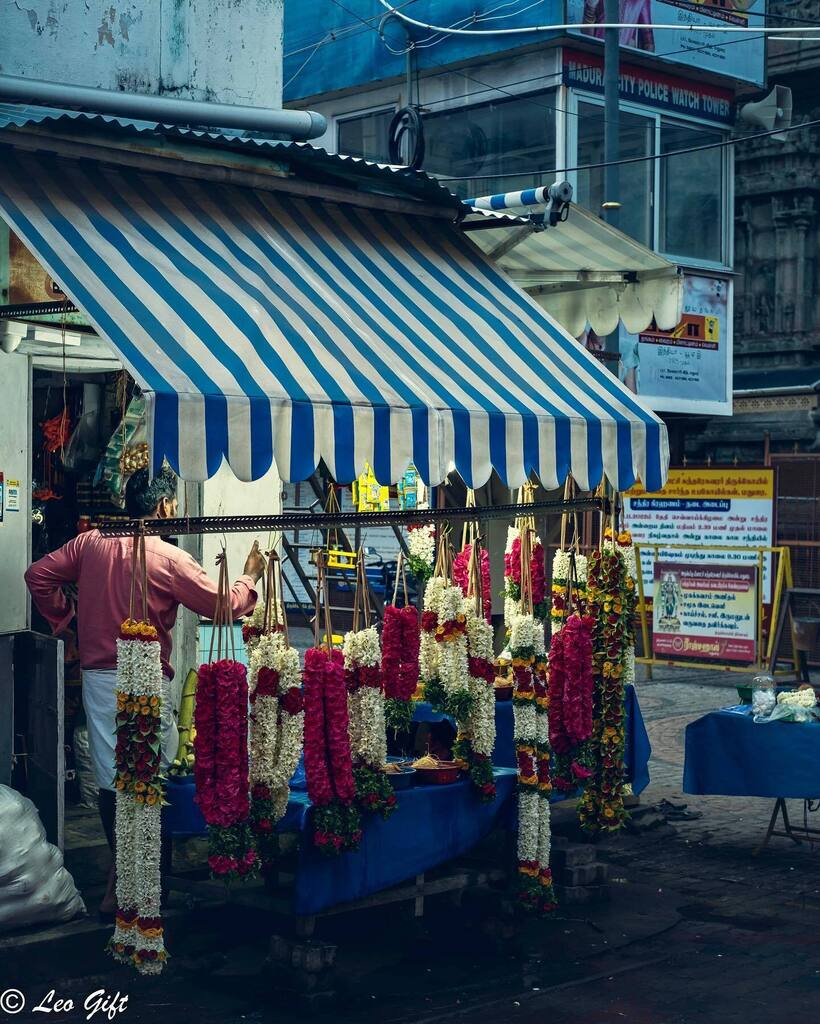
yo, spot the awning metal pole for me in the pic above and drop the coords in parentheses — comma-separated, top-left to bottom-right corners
(97, 496, 607, 538)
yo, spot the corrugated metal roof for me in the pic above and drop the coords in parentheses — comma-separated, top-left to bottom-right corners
(0, 102, 462, 210)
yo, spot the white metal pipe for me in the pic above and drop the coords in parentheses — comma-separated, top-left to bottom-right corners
(0, 74, 327, 140)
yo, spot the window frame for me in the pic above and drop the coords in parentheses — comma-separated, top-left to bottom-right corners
(416, 85, 562, 199)
(566, 89, 732, 271)
(335, 106, 397, 163)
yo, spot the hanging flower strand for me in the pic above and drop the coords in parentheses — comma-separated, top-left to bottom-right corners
(248, 553, 304, 870)
(303, 556, 362, 854)
(194, 552, 258, 882)
(454, 539, 496, 801)
(345, 557, 396, 819)
(109, 533, 167, 975)
(511, 523, 555, 914)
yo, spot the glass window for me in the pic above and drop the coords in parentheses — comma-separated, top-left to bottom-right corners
(660, 122, 724, 264)
(422, 92, 557, 200)
(576, 101, 654, 247)
(337, 109, 394, 162)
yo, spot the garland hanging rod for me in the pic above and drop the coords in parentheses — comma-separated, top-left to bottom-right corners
(97, 496, 607, 538)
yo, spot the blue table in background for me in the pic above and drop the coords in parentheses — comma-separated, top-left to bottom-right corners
(684, 705, 820, 799)
(684, 705, 820, 850)
(413, 682, 651, 795)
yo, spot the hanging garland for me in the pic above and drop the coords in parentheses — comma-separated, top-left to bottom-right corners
(550, 551, 588, 635)
(109, 536, 167, 974)
(247, 559, 304, 869)
(605, 527, 638, 691)
(194, 554, 257, 882)
(510, 526, 555, 914)
(303, 558, 362, 854)
(344, 567, 397, 819)
(241, 602, 266, 660)
(420, 542, 473, 722)
(453, 537, 496, 801)
(505, 532, 548, 623)
(406, 522, 435, 582)
(577, 540, 636, 835)
(381, 606, 421, 731)
(548, 613, 595, 794)
(453, 543, 492, 623)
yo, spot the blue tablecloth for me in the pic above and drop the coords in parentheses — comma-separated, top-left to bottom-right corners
(412, 682, 651, 795)
(166, 768, 517, 916)
(282, 768, 517, 915)
(684, 705, 820, 799)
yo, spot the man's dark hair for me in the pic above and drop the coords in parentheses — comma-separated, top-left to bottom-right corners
(125, 466, 178, 519)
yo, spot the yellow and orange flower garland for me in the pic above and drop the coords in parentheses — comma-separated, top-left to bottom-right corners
(577, 541, 637, 834)
(109, 618, 167, 974)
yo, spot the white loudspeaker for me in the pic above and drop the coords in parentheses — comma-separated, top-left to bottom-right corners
(739, 85, 793, 140)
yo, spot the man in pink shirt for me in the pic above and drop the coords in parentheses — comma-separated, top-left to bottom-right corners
(26, 466, 263, 914)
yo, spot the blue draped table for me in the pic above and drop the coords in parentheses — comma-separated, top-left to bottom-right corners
(412, 682, 651, 795)
(281, 767, 517, 915)
(684, 705, 820, 799)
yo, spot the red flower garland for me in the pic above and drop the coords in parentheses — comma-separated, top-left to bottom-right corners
(194, 659, 258, 880)
(548, 615, 595, 792)
(505, 538, 547, 618)
(302, 647, 362, 853)
(453, 544, 492, 623)
(382, 604, 421, 732)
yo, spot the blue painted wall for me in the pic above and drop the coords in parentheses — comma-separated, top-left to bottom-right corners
(284, 1, 561, 101)
(284, 0, 767, 102)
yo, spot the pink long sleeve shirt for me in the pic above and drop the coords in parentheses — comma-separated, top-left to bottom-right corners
(25, 530, 257, 680)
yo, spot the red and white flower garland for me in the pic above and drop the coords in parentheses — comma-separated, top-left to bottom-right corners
(344, 625, 397, 818)
(110, 618, 167, 974)
(248, 632, 304, 866)
(241, 601, 266, 660)
(420, 576, 473, 722)
(194, 658, 258, 881)
(550, 550, 588, 635)
(504, 529, 548, 624)
(303, 646, 362, 853)
(453, 597, 497, 801)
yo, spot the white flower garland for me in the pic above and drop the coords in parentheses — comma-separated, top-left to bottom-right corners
(420, 575, 446, 683)
(110, 631, 166, 975)
(407, 523, 436, 568)
(242, 601, 267, 660)
(464, 598, 496, 758)
(344, 625, 387, 768)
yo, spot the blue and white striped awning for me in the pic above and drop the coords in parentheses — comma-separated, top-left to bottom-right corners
(0, 151, 668, 491)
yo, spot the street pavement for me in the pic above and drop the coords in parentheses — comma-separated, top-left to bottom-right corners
(3, 666, 819, 1024)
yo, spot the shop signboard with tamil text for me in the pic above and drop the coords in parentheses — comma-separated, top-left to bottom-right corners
(653, 562, 758, 664)
(617, 275, 732, 416)
(623, 467, 775, 602)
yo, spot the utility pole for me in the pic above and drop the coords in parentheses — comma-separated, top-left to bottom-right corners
(603, 0, 620, 228)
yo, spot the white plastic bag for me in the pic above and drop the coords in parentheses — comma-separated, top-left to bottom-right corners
(0, 785, 86, 932)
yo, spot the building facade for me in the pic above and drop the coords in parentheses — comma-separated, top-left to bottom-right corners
(284, 0, 767, 441)
(689, 0, 820, 464)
